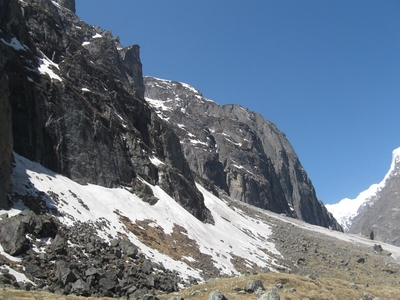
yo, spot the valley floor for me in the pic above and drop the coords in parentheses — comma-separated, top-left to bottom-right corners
(1, 272, 399, 300)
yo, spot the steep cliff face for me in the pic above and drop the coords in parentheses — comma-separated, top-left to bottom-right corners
(144, 77, 342, 230)
(0, 51, 12, 209)
(0, 0, 21, 209)
(1, 0, 212, 222)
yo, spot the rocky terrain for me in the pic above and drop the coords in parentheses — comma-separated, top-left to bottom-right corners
(0, 154, 399, 299)
(1, 0, 398, 299)
(144, 77, 340, 231)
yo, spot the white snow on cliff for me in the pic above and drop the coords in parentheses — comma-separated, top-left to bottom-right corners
(5, 153, 282, 282)
(326, 147, 400, 231)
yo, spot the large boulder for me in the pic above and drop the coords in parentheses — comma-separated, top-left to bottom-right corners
(0, 210, 55, 255)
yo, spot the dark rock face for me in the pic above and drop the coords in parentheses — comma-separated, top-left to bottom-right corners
(0, 55, 12, 209)
(0, 0, 18, 209)
(349, 151, 400, 246)
(144, 77, 342, 230)
(1, 0, 212, 223)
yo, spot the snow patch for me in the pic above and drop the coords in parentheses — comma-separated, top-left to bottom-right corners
(92, 33, 102, 39)
(0, 36, 29, 51)
(149, 156, 164, 166)
(1, 265, 36, 285)
(327, 146, 400, 231)
(37, 55, 62, 82)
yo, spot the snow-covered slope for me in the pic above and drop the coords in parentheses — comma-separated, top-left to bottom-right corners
(326, 147, 400, 231)
(6, 153, 282, 282)
(4, 152, 400, 294)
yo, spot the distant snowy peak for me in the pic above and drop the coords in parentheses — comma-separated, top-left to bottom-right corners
(327, 146, 400, 231)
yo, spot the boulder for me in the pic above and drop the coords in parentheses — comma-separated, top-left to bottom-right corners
(49, 234, 67, 254)
(0, 215, 27, 255)
(55, 261, 77, 286)
(245, 279, 264, 293)
(120, 239, 138, 258)
(70, 279, 90, 296)
(208, 290, 226, 300)
(259, 291, 280, 300)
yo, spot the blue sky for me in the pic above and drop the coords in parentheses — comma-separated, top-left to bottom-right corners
(76, 0, 400, 205)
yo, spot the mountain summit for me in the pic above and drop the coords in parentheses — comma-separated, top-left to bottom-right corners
(144, 76, 341, 230)
(327, 147, 400, 245)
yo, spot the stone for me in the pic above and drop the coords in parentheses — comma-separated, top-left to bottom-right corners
(70, 279, 90, 296)
(49, 234, 67, 254)
(208, 290, 226, 300)
(0, 215, 27, 255)
(349, 282, 358, 289)
(259, 290, 280, 300)
(120, 239, 138, 258)
(55, 261, 77, 286)
(245, 279, 264, 293)
(25, 264, 47, 279)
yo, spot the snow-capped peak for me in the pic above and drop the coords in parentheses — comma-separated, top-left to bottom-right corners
(326, 146, 400, 231)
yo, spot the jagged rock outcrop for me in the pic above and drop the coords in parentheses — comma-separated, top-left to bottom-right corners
(1, 0, 212, 223)
(144, 77, 341, 230)
(349, 148, 400, 246)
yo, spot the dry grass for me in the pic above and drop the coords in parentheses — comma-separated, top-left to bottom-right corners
(117, 213, 220, 276)
(1, 272, 399, 299)
(157, 273, 400, 300)
(0, 289, 115, 300)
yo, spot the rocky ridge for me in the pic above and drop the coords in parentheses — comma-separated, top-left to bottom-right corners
(144, 77, 341, 231)
(327, 147, 400, 246)
(349, 148, 400, 246)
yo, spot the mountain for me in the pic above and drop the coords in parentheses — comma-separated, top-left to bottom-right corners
(0, 0, 339, 228)
(327, 147, 400, 246)
(3, 153, 400, 298)
(144, 76, 341, 231)
(6, 0, 397, 298)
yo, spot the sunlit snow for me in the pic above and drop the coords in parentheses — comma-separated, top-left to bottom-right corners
(6, 153, 284, 282)
(0, 265, 36, 285)
(37, 55, 62, 82)
(327, 147, 400, 231)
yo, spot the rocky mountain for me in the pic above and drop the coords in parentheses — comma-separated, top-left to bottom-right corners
(0, 0, 339, 228)
(0, 0, 376, 298)
(327, 147, 400, 246)
(144, 77, 341, 231)
(0, 0, 212, 223)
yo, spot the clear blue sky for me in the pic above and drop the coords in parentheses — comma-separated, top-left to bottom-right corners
(76, 0, 400, 205)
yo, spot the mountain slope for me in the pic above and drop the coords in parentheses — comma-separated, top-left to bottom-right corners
(1, 153, 400, 298)
(144, 76, 341, 231)
(327, 147, 400, 245)
(0, 0, 212, 223)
